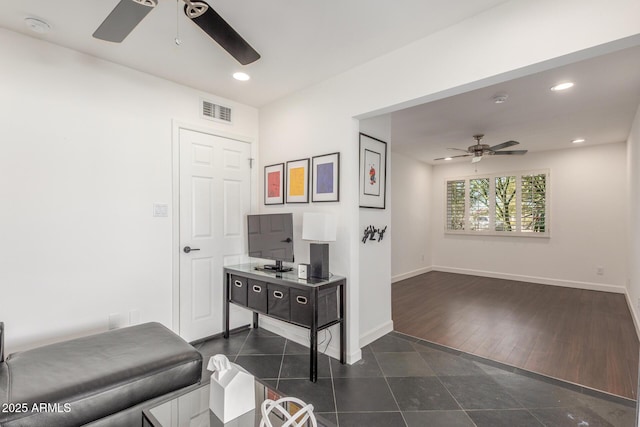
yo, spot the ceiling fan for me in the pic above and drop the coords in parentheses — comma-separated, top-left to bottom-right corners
(92, 0, 261, 65)
(434, 134, 527, 163)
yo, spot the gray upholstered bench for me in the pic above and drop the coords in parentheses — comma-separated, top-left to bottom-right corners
(0, 322, 202, 426)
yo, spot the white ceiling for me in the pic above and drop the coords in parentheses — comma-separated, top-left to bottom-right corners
(2, 1, 638, 158)
(391, 45, 640, 165)
(0, 0, 508, 107)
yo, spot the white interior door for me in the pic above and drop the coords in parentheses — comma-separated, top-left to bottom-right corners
(179, 128, 251, 341)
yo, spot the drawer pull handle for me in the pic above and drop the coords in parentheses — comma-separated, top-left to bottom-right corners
(234, 280, 243, 288)
(253, 285, 262, 292)
(296, 296, 308, 305)
(273, 291, 284, 299)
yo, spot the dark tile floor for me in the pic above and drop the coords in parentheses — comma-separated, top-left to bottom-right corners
(193, 328, 637, 427)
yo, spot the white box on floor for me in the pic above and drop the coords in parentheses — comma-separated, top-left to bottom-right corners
(208, 355, 255, 423)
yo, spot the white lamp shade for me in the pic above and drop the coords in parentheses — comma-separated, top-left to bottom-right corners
(302, 213, 337, 242)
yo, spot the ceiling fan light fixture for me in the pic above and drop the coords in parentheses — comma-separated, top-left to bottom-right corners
(133, 0, 157, 6)
(233, 72, 250, 81)
(550, 82, 574, 91)
(183, 0, 208, 19)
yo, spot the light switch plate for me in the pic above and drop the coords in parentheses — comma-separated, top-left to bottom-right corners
(153, 203, 168, 217)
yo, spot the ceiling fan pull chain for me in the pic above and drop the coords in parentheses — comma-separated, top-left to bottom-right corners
(175, 0, 181, 45)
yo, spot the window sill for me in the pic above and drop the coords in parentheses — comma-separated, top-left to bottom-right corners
(444, 230, 550, 238)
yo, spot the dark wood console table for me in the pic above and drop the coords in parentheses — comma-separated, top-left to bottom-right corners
(223, 264, 346, 382)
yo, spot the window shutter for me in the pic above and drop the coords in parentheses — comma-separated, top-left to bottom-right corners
(521, 173, 547, 233)
(446, 180, 466, 230)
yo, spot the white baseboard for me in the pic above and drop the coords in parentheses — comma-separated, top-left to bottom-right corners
(359, 320, 394, 348)
(432, 265, 627, 294)
(392, 266, 433, 283)
(624, 289, 640, 340)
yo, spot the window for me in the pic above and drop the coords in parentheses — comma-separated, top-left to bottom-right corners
(469, 178, 489, 231)
(521, 173, 547, 233)
(446, 180, 465, 231)
(445, 170, 549, 237)
(495, 175, 516, 232)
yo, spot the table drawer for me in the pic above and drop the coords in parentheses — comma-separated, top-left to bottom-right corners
(290, 288, 338, 327)
(267, 283, 290, 321)
(230, 275, 248, 306)
(247, 279, 268, 313)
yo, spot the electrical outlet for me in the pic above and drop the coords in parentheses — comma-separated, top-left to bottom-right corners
(108, 313, 124, 330)
(596, 266, 604, 276)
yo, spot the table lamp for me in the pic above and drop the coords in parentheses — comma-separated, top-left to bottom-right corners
(302, 213, 336, 279)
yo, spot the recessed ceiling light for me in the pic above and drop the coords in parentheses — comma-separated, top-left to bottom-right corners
(233, 72, 250, 81)
(24, 17, 51, 34)
(550, 82, 574, 91)
(444, 157, 453, 161)
(492, 94, 508, 104)
(572, 138, 585, 144)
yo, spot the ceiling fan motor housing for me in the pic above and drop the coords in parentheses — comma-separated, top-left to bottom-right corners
(471, 144, 491, 154)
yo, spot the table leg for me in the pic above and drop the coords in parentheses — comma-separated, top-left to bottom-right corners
(223, 273, 229, 339)
(310, 288, 318, 382)
(253, 312, 259, 329)
(340, 281, 346, 364)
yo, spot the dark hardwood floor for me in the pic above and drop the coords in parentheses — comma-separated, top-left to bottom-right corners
(392, 271, 640, 399)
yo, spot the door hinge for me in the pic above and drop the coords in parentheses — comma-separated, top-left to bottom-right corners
(249, 158, 254, 169)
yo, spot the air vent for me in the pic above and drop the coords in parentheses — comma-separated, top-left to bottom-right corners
(201, 99, 233, 124)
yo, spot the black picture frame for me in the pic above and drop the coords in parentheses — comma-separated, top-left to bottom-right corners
(311, 152, 340, 202)
(359, 133, 387, 209)
(285, 158, 310, 203)
(264, 163, 284, 205)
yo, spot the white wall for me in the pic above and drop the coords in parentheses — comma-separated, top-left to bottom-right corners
(627, 104, 640, 328)
(429, 143, 628, 292)
(390, 153, 433, 281)
(258, 0, 640, 358)
(358, 117, 393, 347)
(0, 29, 259, 354)
(257, 81, 363, 362)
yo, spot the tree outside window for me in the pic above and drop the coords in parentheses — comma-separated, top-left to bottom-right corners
(521, 174, 546, 232)
(470, 178, 489, 231)
(495, 176, 516, 232)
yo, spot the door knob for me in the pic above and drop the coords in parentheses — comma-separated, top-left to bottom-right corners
(183, 246, 200, 254)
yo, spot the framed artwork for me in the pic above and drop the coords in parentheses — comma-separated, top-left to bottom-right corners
(285, 158, 309, 203)
(264, 387, 285, 421)
(311, 152, 340, 202)
(264, 163, 284, 205)
(359, 133, 387, 209)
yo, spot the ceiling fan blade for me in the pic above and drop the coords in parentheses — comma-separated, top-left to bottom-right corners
(186, 1, 261, 65)
(93, 0, 157, 43)
(488, 140, 519, 151)
(434, 154, 471, 160)
(492, 150, 528, 155)
(447, 147, 470, 153)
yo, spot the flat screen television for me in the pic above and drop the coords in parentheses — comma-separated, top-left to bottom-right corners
(247, 213, 294, 272)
